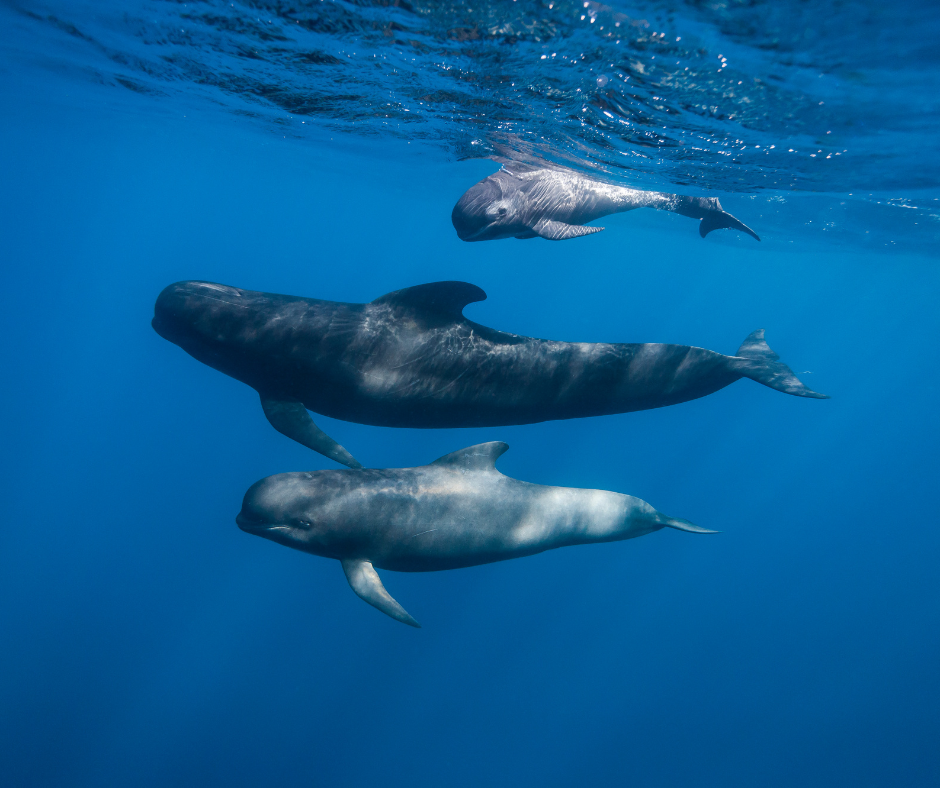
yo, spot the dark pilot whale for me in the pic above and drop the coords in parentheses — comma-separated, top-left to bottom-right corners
(152, 280, 826, 468)
(236, 441, 716, 626)
(452, 164, 760, 242)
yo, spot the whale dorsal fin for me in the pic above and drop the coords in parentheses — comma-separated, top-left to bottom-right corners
(431, 441, 509, 471)
(372, 281, 487, 319)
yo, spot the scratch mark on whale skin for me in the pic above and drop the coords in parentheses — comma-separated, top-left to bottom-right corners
(190, 292, 251, 309)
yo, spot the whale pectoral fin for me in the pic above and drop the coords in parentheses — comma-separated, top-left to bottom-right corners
(341, 559, 421, 628)
(531, 218, 604, 241)
(259, 396, 363, 469)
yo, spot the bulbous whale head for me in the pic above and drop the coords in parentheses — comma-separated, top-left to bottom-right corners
(151, 280, 277, 384)
(451, 175, 528, 241)
(236, 472, 350, 557)
(152, 280, 247, 349)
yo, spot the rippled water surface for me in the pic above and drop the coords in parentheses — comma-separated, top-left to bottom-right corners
(7, 0, 940, 206)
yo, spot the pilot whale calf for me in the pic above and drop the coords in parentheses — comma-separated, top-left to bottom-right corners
(152, 280, 826, 467)
(452, 164, 760, 242)
(236, 442, 715, 626)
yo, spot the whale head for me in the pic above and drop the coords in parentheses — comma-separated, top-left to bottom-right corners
(451, 174, 530, 241)
(236, 471, 354, 558)
(152, 281, 244, 343)
(152, 280, 270, 380)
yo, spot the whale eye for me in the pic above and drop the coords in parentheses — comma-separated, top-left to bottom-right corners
(498, 207, 507, 216)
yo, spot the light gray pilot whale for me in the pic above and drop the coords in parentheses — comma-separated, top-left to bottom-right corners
(152, 280, 826, 469)
(236, 441, 716, 626)
(452, 164, 760, 242)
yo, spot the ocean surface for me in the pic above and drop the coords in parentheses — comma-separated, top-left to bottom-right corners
(1, 0, 938, 785)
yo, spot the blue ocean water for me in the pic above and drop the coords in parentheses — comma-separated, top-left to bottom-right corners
(1, 1, 938, 785)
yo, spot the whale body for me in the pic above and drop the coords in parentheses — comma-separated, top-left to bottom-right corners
(452, 164, 760, 242)
(152, 280, 826, 468)
(236, 441, 716, 626)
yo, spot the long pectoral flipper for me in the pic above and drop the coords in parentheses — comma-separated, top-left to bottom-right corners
(260, 395, 362, 469)
(341, 559, 420, 628)
(532, 217, 605, 240)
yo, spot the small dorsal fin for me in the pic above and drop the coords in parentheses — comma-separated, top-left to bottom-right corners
(371, 281, 487, 319)
(430, 441, 509, 471)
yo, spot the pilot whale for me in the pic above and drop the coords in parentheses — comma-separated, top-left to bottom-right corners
(152, 280, 826, 468)
(236, 441, 715, 626)
(452, 164, 760, 242)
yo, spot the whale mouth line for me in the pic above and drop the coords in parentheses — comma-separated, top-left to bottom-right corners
(236, 512, 286, 531)
(461, 222, 498, 242)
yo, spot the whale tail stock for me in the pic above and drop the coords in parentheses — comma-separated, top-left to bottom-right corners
(734, 329, 829, 399)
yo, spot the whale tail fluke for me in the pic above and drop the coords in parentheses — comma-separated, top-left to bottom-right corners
(662, 516, 720, 534)
(734, 329, 829, 399)
(698, 199, 761, 241)
(670, 196, 760, 241)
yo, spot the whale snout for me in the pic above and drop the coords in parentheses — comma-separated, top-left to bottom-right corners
(451, 202, 484, 241)
(236, 473, 308, 535)
(152, 280, 250, 354)
(153, 281, 226, 340)
(452, 178, 503, 241)
(151, 282, 193, 342)
(235, 510, 266, 532)
(237, 477, 280, 531)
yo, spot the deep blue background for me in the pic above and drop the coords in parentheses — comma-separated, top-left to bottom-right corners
(1, 68, 938, 787)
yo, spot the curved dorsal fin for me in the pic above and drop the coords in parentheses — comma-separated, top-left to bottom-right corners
(430, 441, 509, 471)
(371, 281, 486, 319)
